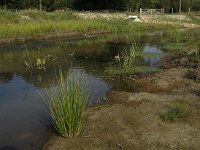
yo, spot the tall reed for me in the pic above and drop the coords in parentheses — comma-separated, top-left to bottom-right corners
(169, 27, 180, 43)
(44, 69, 88, 137)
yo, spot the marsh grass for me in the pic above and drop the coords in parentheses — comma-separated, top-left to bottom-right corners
(162, 42, 186, 52)
(43, 69, 88, 137)
(24, 49, 47, 70)
(105, 41, 155, 75)
(105, 65, 157, 75)
(168, 27, 180, 43)
(0, 11, 167, 38)
(0, 19, 149, 38)
(194, 42, 200, 58)
(114, 41, 141, 69)
(161, 101, 188, 121)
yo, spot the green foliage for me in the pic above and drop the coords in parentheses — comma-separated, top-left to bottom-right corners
(0, 10, 20, 23)
(161, 101, 188, 121)
(1, 0, 199, 12)
(114, 41, 141, 70)
(192, 0, 200, 11)
(168, 27, 180, 43)
(162, 43, 186, 52)
(194, 42, 200, 58)
(105, 41, 157, 75)
(43, 69, 88, 137)
(105, 65, 157, 75)
(0, 11, 155, 38)
(24, 49, 49, 70)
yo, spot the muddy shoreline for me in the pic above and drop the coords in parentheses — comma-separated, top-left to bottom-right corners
(43, 52, 200, 149)
(0, 30, 109, 44)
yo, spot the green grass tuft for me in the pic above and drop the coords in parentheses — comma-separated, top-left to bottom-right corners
(43, 69, 89, 137)
(105, 41, 158, 76)
(105, 65, 157, 76)
(168, 27, 180, 43)
(161, 101, 188, 121)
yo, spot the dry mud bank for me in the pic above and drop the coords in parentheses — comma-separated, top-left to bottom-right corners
(43, 52, 200, 150)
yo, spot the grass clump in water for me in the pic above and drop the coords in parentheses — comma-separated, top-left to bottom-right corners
(24, 49, 49, 70)
(105, 41, 141, 75)
(168, 26, 180, 43)
(44, 69, 88, 137)
(161, 101, 188, 121)
(105, 41, 157, 75)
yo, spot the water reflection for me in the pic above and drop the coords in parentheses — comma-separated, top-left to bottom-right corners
(0, 32, 165, 149)
(142, 44, 164, 66)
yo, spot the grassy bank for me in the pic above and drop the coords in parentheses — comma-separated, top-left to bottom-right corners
(0, 10, 167, 40)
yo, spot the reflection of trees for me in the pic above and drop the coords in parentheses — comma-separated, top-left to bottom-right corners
(0, 31, 167, 88)
(0, 73, 13, 84)
(8, 41, 122, 88)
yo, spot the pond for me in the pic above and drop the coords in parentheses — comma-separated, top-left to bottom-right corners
(0, 33, 166, 149)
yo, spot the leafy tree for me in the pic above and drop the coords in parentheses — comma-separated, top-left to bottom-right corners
(0, 0, 199, 12)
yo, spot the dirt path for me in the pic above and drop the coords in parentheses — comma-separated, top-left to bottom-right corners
(43, 54, 200, 150)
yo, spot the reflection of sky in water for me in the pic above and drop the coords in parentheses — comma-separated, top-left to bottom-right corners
(69, 68, 111, 104)
(87, 75, 111, 104)
(142, 44, 163, 66)
(0, 75, 49, 150)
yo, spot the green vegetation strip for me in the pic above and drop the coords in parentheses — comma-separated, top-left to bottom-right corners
(42, 69, 89, 137)
(0, 11, 169, 39)
(105, 66, 157, 76)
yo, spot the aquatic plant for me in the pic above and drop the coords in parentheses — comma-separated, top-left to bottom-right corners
(194, 42, 200, 58)
(43, 69, 88, 137)
(161, 101, 188, 121)
(168, 27, 180, 43)
(24, 49, 54, 70)
(105, 41, 144, 75)
(116, 41, 141, 68)
(105, 65, 157, 75)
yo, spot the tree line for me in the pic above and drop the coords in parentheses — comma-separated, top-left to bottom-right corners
(0, 0, 200, 12)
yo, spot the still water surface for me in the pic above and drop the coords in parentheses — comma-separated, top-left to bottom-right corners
(0, 33, 165, 149)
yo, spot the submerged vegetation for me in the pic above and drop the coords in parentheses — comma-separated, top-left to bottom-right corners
(161, 101, 188, 121)
(43, 69, 89, 137)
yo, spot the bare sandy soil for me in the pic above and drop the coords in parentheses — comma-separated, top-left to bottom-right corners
(43, 53, 200, 150)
